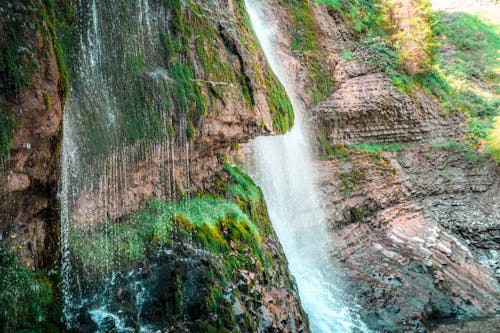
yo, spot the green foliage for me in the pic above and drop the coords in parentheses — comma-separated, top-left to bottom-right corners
(434, 12, 499, 84)
(486, 117, 500, 162)
(0, 248, 59, 333)
(287, 0, 333, 103)
(71, 196, 261, 274)
(41, 0, 69, 102)
(0, 112, 16, 162)
(429, 140, 483, 164)
(432, 12, 499, 157)
(265, 72, 295, 133)
(317, 0, 385, 34)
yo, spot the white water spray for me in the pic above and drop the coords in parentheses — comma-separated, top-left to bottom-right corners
(244, 1, 369, 332)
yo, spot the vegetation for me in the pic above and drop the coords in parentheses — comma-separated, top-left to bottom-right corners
(433, 12, 500, 160)
(266, 72, 295, 132)
(41, 0, 69, 102)
(338, 169, 364, 196)
(71, 195, 261, 274)
(0, 248, 60, 333)
(69, 162, 284, 331)
(0, 21, 38, 94)
(316, 0, 499, 162)
(0, 112, 16, 162)
(287, 0, 333, 103)
(70, 162, 267, 275)
(320, 141, 406, 160)
(429, 140, 483, 164)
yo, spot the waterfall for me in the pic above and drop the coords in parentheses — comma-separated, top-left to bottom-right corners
(59, 1, 188, 329)
(244, 1, 369, 332)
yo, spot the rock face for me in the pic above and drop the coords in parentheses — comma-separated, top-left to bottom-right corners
(75, 242, 308, 333)
(316, 149, 499, 331)
(312, 73, 459, 145)
(68, 165, 309, 332)
(1, 0, 309, 331)
(254, 1, 499, 331)
(0, 0, 290, 265)
(0, 1, 63, 268)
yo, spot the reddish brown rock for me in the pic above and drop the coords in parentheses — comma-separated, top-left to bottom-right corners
(0, 3, 62, 268)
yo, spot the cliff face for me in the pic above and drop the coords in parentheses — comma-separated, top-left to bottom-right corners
(246, 0, 499, 332)
(1, 0, 498, 332)
(0, 0, 293, 265)
(0, 0, 64, 269)
(316, 149, 499, 332)
(0, 0, 308, 331)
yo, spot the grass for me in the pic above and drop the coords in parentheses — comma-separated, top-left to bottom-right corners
(287, 0, 333, 103)
(429, 140, 483, 164)
(322, 142, 404, 160)
(487, 117, 500, 161)
(317, 0, 499, 162)
(350, 142, 403, 153)
(432, 12, 499, 160)
(0, 248, 59, 333)
(71, 196, 261, 275)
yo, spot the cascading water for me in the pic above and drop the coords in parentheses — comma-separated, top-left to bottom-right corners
(59, 0, 190, 330)
(244, 1, 369, 332)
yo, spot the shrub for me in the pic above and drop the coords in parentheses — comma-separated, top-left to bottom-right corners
(0, 248, 58, 332)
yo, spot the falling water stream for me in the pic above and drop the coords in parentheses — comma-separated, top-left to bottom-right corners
(59, 0, 369, 331)
(244, 1, 369, 332)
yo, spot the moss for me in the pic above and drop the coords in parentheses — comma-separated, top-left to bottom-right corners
(0, 15, 39, 94)
(287, 0, 333, 103)
(70, 194, 262, 274)
(0, 248, 60, 332)
(186, 122, 195, 139)
(0, 111, 16, 162)
(318, 128, 333, 159)
(43, 91, 51, 110)
(41, 0, 69, 103)
(266, 71, 294, 133)
(338, 169, 365, 196)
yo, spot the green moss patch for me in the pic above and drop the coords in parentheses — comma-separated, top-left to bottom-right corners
(0, 248, 60, 333)
(71, 196, 261, 275)
(0, 112, 16, 162)
(287, 0, 333, 104)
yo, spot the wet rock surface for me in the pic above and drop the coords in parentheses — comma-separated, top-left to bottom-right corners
(72, 242, 308, 333)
